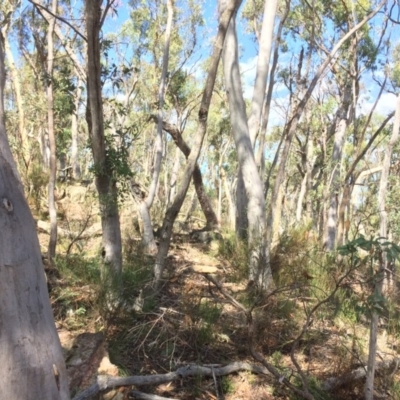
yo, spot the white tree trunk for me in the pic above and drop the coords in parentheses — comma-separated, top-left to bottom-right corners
(0, 30, 70, 400)
(140, 0, 174, 254)
(222, 2, 272, 288)
(47, 0, 58, 264)
(248, 0, 278, 145)
(365, 93, 400, 400)
(154, 0, 240, 286)
(71, 75, 82, 180)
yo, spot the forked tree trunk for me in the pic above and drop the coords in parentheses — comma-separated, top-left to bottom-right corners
(154, 0, 240, 286)
(140, 0, 174, 254)
(154, 118, 219, 230)
(222, 1, 272, 288)
(365, 94, 400, 400)
(46, 0, 58, 265)
(86, 0, 122, 276)
(0, 31, 70, 400)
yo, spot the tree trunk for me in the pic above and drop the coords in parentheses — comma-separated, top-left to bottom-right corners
(71, 74, 82, 180)
(154, 118, 219, 230)
(365, 95, 400, 399)
(154, 0, 240, 287)
(324, 84, 351, 250)
(140, 0, 174, 254)
(86, 0, 122, 276)
(2, 28, 30, 169)
(46, 0, 58, 265)
(222, 2, 272, 287)
(167, 146, 180, 207)
(0, 30, 70, 400)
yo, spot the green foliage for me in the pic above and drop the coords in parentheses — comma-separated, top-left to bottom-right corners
(221, 376, 235, 395)
(217, 232, 249, 281)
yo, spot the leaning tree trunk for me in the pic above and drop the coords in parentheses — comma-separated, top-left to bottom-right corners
(154, 0, 240, 287)
(46, 0, 58, 265)
(86, 0, 122, 276)
(139, 0, 174, 254)
(153, 118, 219, 230)
(365, 93, 400, 400)
(222, 1, 272, 288)
(0, 31, 70, 400)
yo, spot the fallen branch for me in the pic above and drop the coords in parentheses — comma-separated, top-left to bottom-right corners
(130, 391, 179, 400)
(72, 361, 271, 400)
(37, 220, 101, 239)
(323, 357, 400, 391)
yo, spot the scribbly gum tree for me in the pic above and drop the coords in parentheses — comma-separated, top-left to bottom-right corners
(0, 33, 69, 400)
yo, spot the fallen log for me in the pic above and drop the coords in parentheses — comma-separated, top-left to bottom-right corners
(72, 361, 271, 400)
(322, 356, 400, 391)
(37, 220, 102, 239)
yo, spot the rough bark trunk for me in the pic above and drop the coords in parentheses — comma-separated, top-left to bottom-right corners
(140, 0, 174, 254)
(86, 0, 122, 276)
(0, 30, 70, 400)
(153, 0, 239, 287)
(47, 0, 58, 265)
(222, 3, 272, 287)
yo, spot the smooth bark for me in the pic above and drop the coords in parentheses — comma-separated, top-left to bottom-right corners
(140, 0, 174, 253)
(267, 0, 385, 249)
(222, 1, 272, 287)
(324, 84, 351, 250)
(0, 30, 70, 400)
(71, 75, 82, 180)
(153, 0, 240, 286)
(153, 118, 219, 230)
(365, 96, 400, 399)
(46, 0, 58, 265)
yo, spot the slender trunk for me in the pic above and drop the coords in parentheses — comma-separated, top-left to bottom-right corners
(0, 29, 70, 400)
(140, 0, 174, 253)
(2, 31, 30, 169)
(47, 0, 58, 265)
(167, 146, 180, 207)
(365, 96, 400, 399)
(248, 0, 278, 145)
(222, 168, 236, 230)
(267, 1, 385, 249)
(154, 0, 239, 286)
(71, 75, 82, 180)
(296, 173, 307, 222)
(154, 118, 219, 229)
(324, 84, 351, 250)
(86, 0, 122, 276)
(222, 4, 272, 287)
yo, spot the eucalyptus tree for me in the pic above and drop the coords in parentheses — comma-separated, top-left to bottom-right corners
(86, 0, 122, 276)
(154, 0, 241, 287)
(222, 0, 273, 287)
(266, 0, 385, 250)
(0, 31, 70, 400)
(0, 0, 30, 169)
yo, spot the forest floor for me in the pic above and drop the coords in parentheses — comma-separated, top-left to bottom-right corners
(34, 186, 400, 400)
